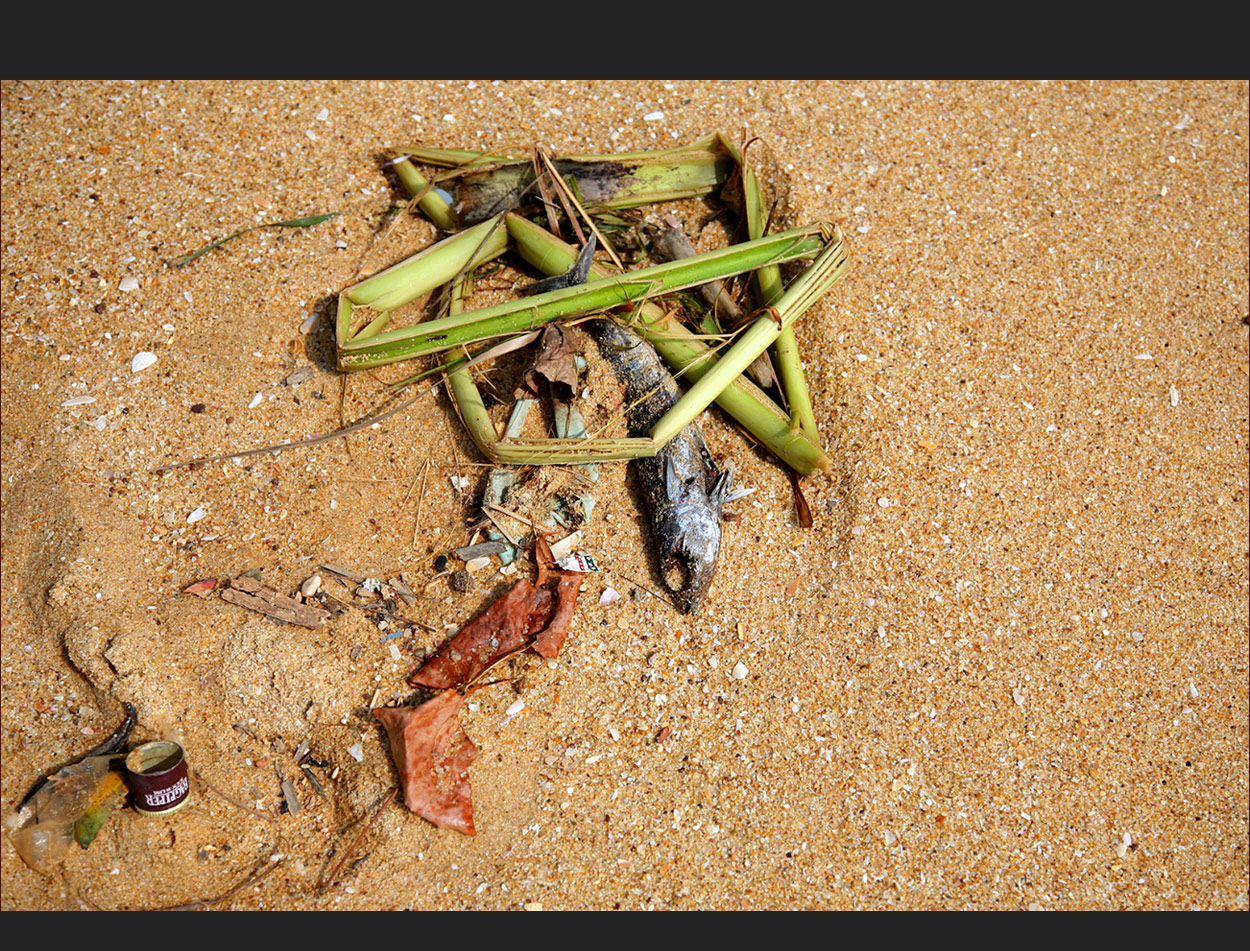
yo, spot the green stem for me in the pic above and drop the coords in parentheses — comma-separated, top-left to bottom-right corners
(390, 158, 456, 232)
(337, 223, 827, 372)
(743, 164, 822, 447)
(649, 227, 848, 451)
(508, 216, 834, 475)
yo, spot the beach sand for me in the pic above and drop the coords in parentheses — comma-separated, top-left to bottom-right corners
(1, 79, 1246, 910)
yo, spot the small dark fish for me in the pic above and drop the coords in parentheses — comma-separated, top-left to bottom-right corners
(584, 318, 727, 614)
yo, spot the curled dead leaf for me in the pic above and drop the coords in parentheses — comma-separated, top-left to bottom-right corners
(374, 691, 479, 835)
(514, 324, 582, 401)
(409, 579, 554, 689)
(409, 541, 584, 687)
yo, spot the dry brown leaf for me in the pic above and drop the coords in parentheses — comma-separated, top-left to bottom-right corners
(514, 324, 581, 401)
(788, 470, 813, 530)
(530, 571, 583, 659)
(409, 579, 554, 689)
(374, 691, 479, 835)
(410, 536, 585, 686)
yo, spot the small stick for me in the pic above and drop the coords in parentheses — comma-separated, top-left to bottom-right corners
(536, 146, 585, 245)
(531, 149, 564, 239)
(411, 458, 431, 549)
(538, 149, 621, 268)
(155, 331, 539, 473)
(195, 771, 278, 823)
(612, 571, 678, 611)
(318, 787, 399, 896)
(481, 502, 547, 532)
(158, 858, 283, 911)
(480, 505, 520, 547)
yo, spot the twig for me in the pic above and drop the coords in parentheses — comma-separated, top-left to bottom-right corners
(536, 146, 585, 245)
(158, 858, 283, 911)
(155, 330, 541, 473)
(317, 787, 399, 896)
(612, 571, 678, 611)
(481, 502, 549, 532)
(531, 149, 564, 239)
(412, 458, 431, 549)
(538, 149, 622, 268)
(195, 770, 279, 822)
(480, 505, 520, 547)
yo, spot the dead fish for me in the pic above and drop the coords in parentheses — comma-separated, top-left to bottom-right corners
(584, 318, 727, 613)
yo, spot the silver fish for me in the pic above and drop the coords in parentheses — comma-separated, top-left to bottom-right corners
(584, 318, 727, 614)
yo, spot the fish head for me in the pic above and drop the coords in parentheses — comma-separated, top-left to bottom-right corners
(654, 468, 729, 614)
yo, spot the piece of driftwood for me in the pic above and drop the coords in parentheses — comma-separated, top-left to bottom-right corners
(221, 576, 331, 629)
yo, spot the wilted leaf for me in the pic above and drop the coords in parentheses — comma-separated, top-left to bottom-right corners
(168, 212, 338, 267)
(409, 579, 554, 689)
(530, 571, 584, 659)
(513, 323, 582, 402)
(410, 537, 585, 687)
(374, 692, 479, 835)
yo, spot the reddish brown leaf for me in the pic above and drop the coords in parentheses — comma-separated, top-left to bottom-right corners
(788, 470, 813, 529)
(530, 571, 584, 659)
(374, 691, 479, 835)
(409, 580, 554, 689)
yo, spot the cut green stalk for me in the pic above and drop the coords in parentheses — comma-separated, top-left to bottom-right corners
(390, 157, 457, 232)
(650, 225, 848, 451)
(336, 215, 510, 356)
(337, 222, 828, 373)
(507, 215, 832, 475)
(741, 161, 822, 446)
(391, 134, 736, 227)
(343, 215, 509, 314)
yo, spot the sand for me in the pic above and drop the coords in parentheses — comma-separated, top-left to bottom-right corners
(1, 79, 1246, 911)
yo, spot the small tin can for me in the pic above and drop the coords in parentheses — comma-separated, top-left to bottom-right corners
(125, 741, 190, 816)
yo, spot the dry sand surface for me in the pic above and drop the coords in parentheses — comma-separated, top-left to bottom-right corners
(1, 79, 1246, 911)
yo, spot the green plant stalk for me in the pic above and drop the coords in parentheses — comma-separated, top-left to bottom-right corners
(392, 133, 733, 173)
(507, 215, 831, 474)
(344, 215, 510, 313)
(336, 216, 510, 357)
(443, 277, 497, 464)
(389, 145, 530, 167)
(390, 157, 457, 232)
(742, 162, 822, 447)
(650, 227, 848, 451)
(337, 224, 827, 372)
(391, 134, 735, 215)
(444, 274, 660, 465)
